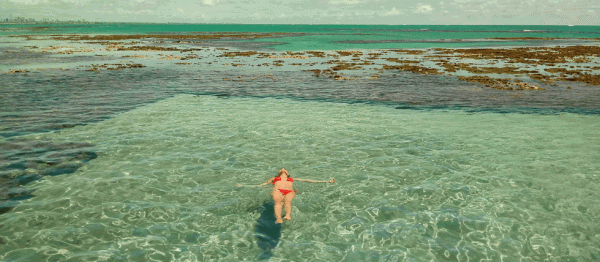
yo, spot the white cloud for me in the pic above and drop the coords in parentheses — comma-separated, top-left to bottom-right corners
(8, 0, 48, 4)
(384, 7, 401, 16)
(202, 0, 219, 6)
(330, 0, 359, 5)
(415, 4, 433, 13)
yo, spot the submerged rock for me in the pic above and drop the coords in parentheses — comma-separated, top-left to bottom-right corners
(0, 139, 97, 215)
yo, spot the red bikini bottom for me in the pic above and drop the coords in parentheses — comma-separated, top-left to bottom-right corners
(277, 189, 297, 195)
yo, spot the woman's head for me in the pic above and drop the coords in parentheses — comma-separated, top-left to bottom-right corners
(278, 168, 289, 177)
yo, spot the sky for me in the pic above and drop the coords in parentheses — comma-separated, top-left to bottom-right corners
(2, 0, 599, 25)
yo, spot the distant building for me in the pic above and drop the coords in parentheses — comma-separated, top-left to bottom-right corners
(0, 16, 91, 24)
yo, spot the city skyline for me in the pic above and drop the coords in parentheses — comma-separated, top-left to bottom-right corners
(1, 15, 90, 24)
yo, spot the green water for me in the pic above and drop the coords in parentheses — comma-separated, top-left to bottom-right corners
(2, 95, 599, 261)
(3, 24, 597, 36)
(3, 23, 599, 50)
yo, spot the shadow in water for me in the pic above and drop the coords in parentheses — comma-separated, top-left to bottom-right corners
(250, 202, 282, 261)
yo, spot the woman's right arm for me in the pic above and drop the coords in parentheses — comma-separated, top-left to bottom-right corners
(235, 178, 273, 187)
(262, 177, 274, 186)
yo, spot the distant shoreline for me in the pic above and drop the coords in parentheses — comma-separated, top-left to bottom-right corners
(0, 21, 152, 25)
(1, 22, 597, 26)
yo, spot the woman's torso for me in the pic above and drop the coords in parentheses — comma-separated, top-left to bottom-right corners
(272, 177, 294, 190)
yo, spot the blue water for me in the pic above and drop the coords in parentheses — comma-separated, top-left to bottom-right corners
(1, 24, 600, 261)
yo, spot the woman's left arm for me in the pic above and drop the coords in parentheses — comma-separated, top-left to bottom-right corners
(295, 178, 335, 183)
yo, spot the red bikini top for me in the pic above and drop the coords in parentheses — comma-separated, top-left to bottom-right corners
(273, 177, 293, 184)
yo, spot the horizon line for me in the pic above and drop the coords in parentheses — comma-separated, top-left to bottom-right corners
(0, 21, 592, 26)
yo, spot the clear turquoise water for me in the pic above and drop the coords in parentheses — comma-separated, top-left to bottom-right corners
(2, 95, 599, 261)
(1, 24, 600, 261)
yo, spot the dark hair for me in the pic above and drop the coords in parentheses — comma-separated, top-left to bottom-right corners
(278, 169, 290, 178)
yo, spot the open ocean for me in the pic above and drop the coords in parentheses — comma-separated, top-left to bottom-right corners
(1, 24, 600, 261)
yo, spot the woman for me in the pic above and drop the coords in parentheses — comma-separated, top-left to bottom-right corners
(237, 168, 335, 224)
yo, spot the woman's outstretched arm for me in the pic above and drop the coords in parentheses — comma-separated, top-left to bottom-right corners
(295, 178, 335, 183)
(236, 177, 273, 187)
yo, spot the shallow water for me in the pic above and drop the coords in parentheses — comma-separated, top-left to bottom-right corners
(1, 95, 599, 261)
(2, 23, 600, 261)
(2, 65, 599, 139)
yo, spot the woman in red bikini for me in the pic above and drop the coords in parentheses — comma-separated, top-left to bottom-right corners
(237, 168, 334, 224)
